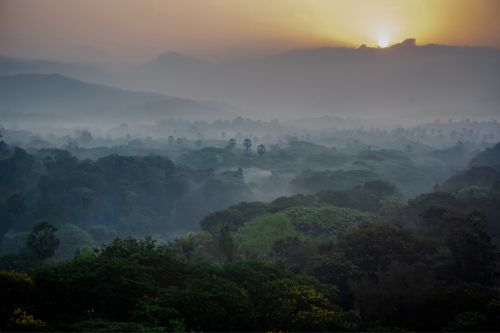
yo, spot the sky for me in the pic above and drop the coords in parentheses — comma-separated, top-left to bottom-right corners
(1, 0, 500, 63)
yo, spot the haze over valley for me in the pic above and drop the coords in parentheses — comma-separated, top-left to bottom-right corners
(1, 1, 500, 332)
(2, 38, 500, 124)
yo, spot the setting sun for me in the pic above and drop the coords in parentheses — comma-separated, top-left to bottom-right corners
(378, 37, 390, 48)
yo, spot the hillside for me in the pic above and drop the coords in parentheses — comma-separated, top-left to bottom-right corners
(0, 74, 231, 122)
(131, 39, 500, 121)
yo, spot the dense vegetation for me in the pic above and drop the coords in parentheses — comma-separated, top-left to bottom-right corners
(1, 131, 500, 331)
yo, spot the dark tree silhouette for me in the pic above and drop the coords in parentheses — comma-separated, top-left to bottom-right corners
(243, 138, 252, 152)
(226, 138, 237, 150)
(26, 221, 59, 261)
(218, 225, 235, 262)
(6, 193, 25, 220)
(257, 144, 266, 155)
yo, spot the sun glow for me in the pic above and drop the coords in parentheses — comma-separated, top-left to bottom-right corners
(378, 37, 390, 48)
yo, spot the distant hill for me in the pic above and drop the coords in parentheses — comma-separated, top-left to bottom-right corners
(440, 166, 500, 192)
(470, 143, 500, 171)
(145, 52, 210, 72)
(0, 55, 108, 82)
(0, 73, 232, 123)
(129, 39, 500, 121)
(3, 41, 499, 123)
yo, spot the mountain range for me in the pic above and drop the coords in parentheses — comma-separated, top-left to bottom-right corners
(1, 39, 500, 123)
(127, 39, 500, 122)
(0, 73, 232, 124)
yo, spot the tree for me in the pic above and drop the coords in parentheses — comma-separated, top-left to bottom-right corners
(161, 276, 256, 331)
(0, 271, 35, 328)
(218, 225, 235, 262)
(78, 187, 95, 221)
(26, 221, 59, 261)
(0, 271, 47, 331)
(420, 208, 497, 284)
(335, 222, 437, 276)
(77, 130, 93, 145)
(351, 262, 437, 330)
(54, 224, 94, 260)
(309, 252, 360, 308)
(226, 138, 236, 150)
(1, 194, 25, 247)
(237, 213, 300, 259)
(200, 201, 268, 236)
(257, 144, 266, 155)
(243, 138, 252, 152)
(260, 278, 358, 331)
(271, 237, 315, 273)
(363, 180, 397, 199)
(6, 194, 25, 221)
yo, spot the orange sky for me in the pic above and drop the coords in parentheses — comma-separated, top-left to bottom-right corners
(1, 0, 499, 63)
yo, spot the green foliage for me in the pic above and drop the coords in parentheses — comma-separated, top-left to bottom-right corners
(178, 147, 235, 168)
(259, 278, 359, 331)
(470, 142, 500, 171)
(2, 139, 500, 332)
(0, 271, 35, 328)
(308, 252, 361, 307)
(335, 222, 439, 275)
(6, 193, 25, 216)
(200, 201, 268, 235)
(291, 169, 380, 194)
(440, 166, 500, 192)
(267, 194, 318, 212)
(363, 180, 398, 198)
(356, 149, 409, 162)
(351, 262, 438, 329)
(33, 238, 186, 324)
(218, 225, 235, 262)
(221, 261, 287, 296)
(456, 185, 490, 202)
(7, 308, 48, 332)
(26, 221, 59, 261)
(10, 238, 359, 331)
(286, 206, 372, 241)
(160, 276, 256, 331)
(173, 169, 254, 230)
(169, 231, 217, 262)
(316, 188, 380, 212)
(420, 208, 497, 284)
(236, 213, 300, 259)
(54, 224, 94, 261)
(408, 191, 460, 213)
(0, 142, 266, 245)
(66, 318, 166, 332)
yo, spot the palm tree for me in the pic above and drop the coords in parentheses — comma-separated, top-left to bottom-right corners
(6, 193, 25, 225)
(26, 221, 59, 261)
(257, 144, 266, 155)
(79, 187, 95, 221)
(243, 138, 252, 152)
(226, 138, 237, 150)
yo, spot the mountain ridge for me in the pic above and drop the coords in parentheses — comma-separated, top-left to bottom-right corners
(0, 73, 232, 123)
(129, 40, 500, 121)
